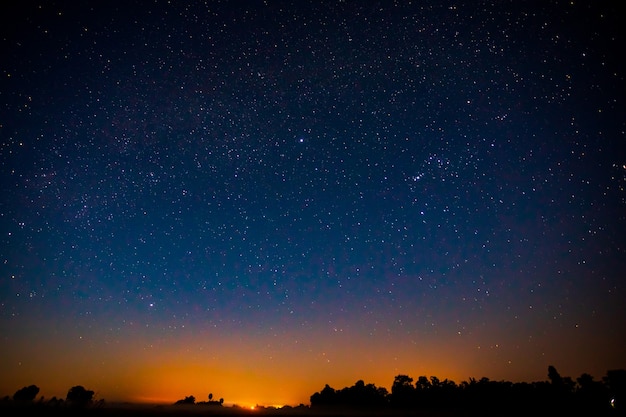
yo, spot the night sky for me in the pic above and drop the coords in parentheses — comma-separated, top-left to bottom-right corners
(1, 0, 625, 408)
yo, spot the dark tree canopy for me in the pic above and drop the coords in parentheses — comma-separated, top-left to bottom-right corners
(310, 380, 388, 409)
(310, 366, 623, 414)
(12, 385, 39, 403)
(66, 385, 94, 407)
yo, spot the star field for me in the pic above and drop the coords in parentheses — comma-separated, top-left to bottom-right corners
(1, 0, 625, 407)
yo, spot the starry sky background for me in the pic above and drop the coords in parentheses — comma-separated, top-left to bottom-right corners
(1, 0, 625, 408)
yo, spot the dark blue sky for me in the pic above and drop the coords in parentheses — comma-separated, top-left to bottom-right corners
(1, 0, 625, 406)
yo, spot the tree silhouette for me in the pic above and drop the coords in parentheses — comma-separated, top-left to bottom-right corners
(310, 384, 337, 407)
(3, 365, 623, 414)
(415, 375, 431, 391)
(576, 373, 608, 411)
(12, 385, 39, 403)
(174, 395, 195, 405)
(309, 366, 625, 414)
(197, 392, 224, 406)
(311, 380, 387, 409)
(548, 365, 562, 386)
(604, 369, 626, 411)
(66, 385, 94, 408)
(390, 374, 414, 407)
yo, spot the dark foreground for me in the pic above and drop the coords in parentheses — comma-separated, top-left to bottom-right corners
(0, 402, 621, 417)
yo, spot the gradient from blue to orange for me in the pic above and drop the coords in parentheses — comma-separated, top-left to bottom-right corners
(1, 0, 625, 408)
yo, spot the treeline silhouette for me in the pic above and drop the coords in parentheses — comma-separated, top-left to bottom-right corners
(310, 366, 625, 414)
(174, 392, 225, 406)
(2, 366, 624, 416)
(1, 384, 102, 412)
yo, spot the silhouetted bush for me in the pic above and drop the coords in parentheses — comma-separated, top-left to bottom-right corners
(46, 396, 64, 408)
(174, 395, 196, 405)
(66, 385, 94, 408)
(12, 385, 39, 403)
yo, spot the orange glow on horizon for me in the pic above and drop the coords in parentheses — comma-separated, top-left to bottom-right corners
(2, 314, 623, 407)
